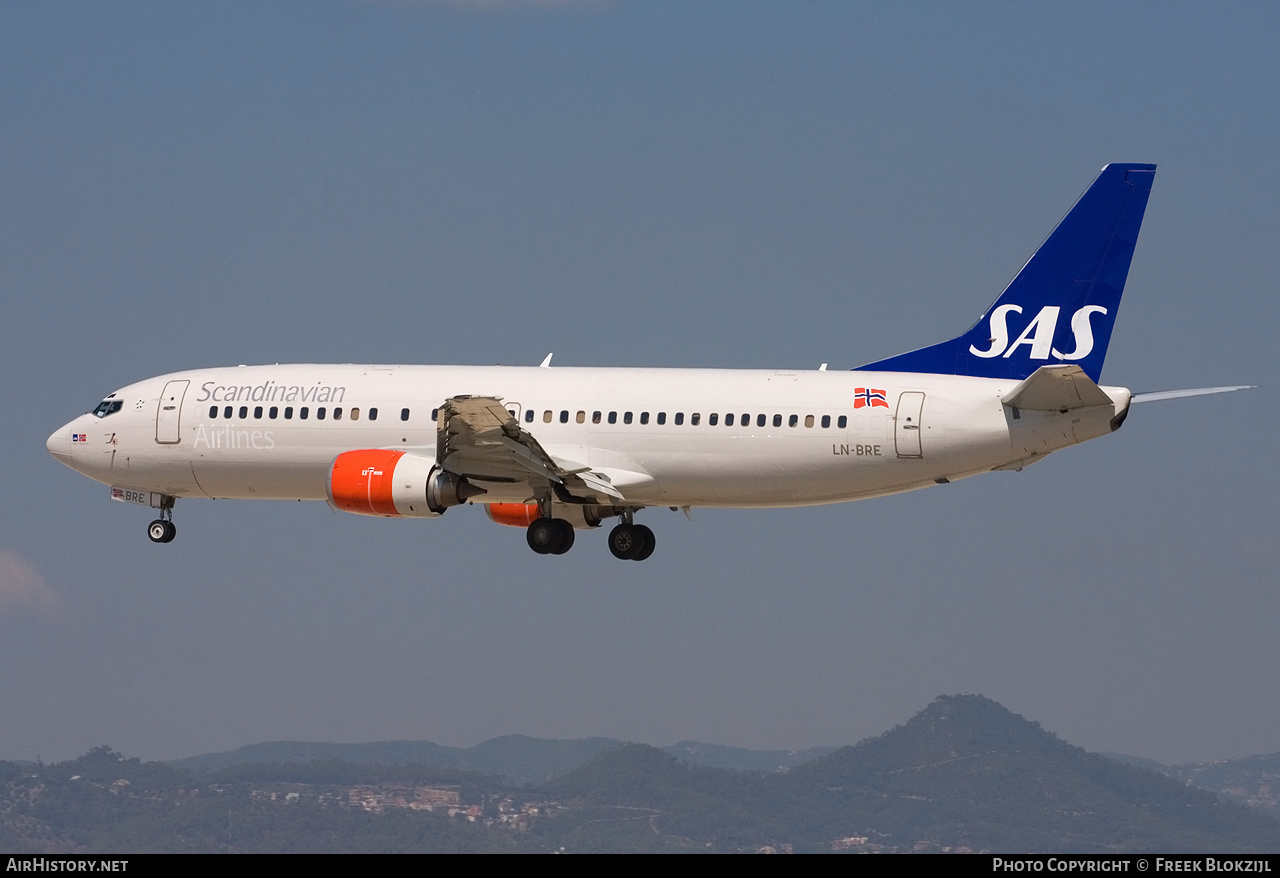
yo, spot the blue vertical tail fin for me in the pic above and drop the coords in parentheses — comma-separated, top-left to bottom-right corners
(855, 163, 1156, 383)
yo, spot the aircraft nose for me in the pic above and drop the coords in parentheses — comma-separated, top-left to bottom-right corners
(47, 426, 71, 464)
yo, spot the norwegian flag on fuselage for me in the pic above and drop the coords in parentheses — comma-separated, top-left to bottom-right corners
(853, 387, 888, 409)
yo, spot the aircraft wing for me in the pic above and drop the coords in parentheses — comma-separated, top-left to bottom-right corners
(435, 396, 636, 503)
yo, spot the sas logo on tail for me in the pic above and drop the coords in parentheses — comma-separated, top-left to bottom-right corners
(854, 388, 889, 409)
(969, 304, 1107, 361)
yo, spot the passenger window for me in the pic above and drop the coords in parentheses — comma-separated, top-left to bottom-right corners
(560, 410, 569, 424)
(317, 408, 327, 420)
(524, 410, 533, 423)
(772, 414, 782, 427)
(608, 412, 617, 424)
(254, 406, 263, 419)
(742, 413, 750, 426)
(285, 407, 294, 419)
(821, 415, 831, 428)
(431, 408, 438, 421)
(270, 406, 279, 419)
(209, 406, 218, 418)
(725, 413, 734, 426)
(576, 411, 585, 424)
(401, 408, 410, 421)
(300, 407, 309, 420)
(224, 406, 233, 419)
(657, 412, 666, 425)
(757, 414, 766, 428)
(369, 407, 377, 421)
(789, 414, 798, 427)
(349, 408, 359, 421)
(691, 413, 700, 426)
(838, 415, 848, 428)
(592, 411, 601, 424)
(674, 413, 684, 426)
(333, 408, 343, 421)
(708, 413, 718, 426)
(239, 406, 248, 419)
(640, 412, 650, 425)
(543, 410, 553, 423)
(805, 414, 814, 428)
(624, 412, 633, 425)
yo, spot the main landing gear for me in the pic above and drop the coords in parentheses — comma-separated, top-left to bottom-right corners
(524, 508, 656, 561)
(526, 517, 575, 555)
(607, 522, 655, 561)
(147, 496, 177, 544)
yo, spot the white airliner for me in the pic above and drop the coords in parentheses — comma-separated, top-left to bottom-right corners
(47, 163, 1249, 560)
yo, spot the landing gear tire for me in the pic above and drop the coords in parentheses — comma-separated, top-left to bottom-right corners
(550, 519, 575, 555)
(148, 520, 176, 544)
(633, 524, 655, 561)
(606, 527, 640, 560)
(527, 518, 567, 555)
(608, 523, 656, 561)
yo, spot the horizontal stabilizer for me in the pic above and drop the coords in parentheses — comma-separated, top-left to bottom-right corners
(1001, 364, 1113, 411)
(1130, 385, 1254, 404)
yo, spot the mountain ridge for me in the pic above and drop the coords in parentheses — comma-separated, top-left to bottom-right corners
(7, 694, 1278, 853)
(169, 735, 835, 784)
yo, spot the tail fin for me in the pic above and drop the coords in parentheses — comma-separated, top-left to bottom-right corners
(856, 163, 1156, 382)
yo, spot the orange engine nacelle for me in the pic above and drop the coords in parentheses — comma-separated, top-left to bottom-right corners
(484, 503, 541, 528)
(327, 450, 442, 518)
(484, 503, 608, 530)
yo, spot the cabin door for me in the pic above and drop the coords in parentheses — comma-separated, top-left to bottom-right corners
(155, 380, 189, 444)
(894, 392, 925, 458)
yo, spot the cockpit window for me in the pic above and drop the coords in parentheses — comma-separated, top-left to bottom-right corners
(92, 399, 123, 418)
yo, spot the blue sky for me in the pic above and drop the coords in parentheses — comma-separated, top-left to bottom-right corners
(2, 1, 1277, 764)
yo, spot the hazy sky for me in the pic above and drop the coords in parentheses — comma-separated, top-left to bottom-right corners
(3, 1, 1277, 766)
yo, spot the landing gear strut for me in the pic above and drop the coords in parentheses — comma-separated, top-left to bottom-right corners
(147, 496, 177, 544)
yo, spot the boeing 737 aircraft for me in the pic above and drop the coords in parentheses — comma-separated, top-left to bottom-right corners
(46, 163, 1248, 560)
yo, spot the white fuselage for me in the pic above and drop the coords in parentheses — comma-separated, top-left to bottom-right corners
(47, 363, 1131, 509)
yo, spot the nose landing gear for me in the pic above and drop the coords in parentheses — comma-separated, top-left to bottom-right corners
(146, 495, 177, 544)
(147, 519, 176, 543)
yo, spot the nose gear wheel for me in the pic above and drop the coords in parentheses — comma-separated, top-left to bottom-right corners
(148, 519, 176, 543)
